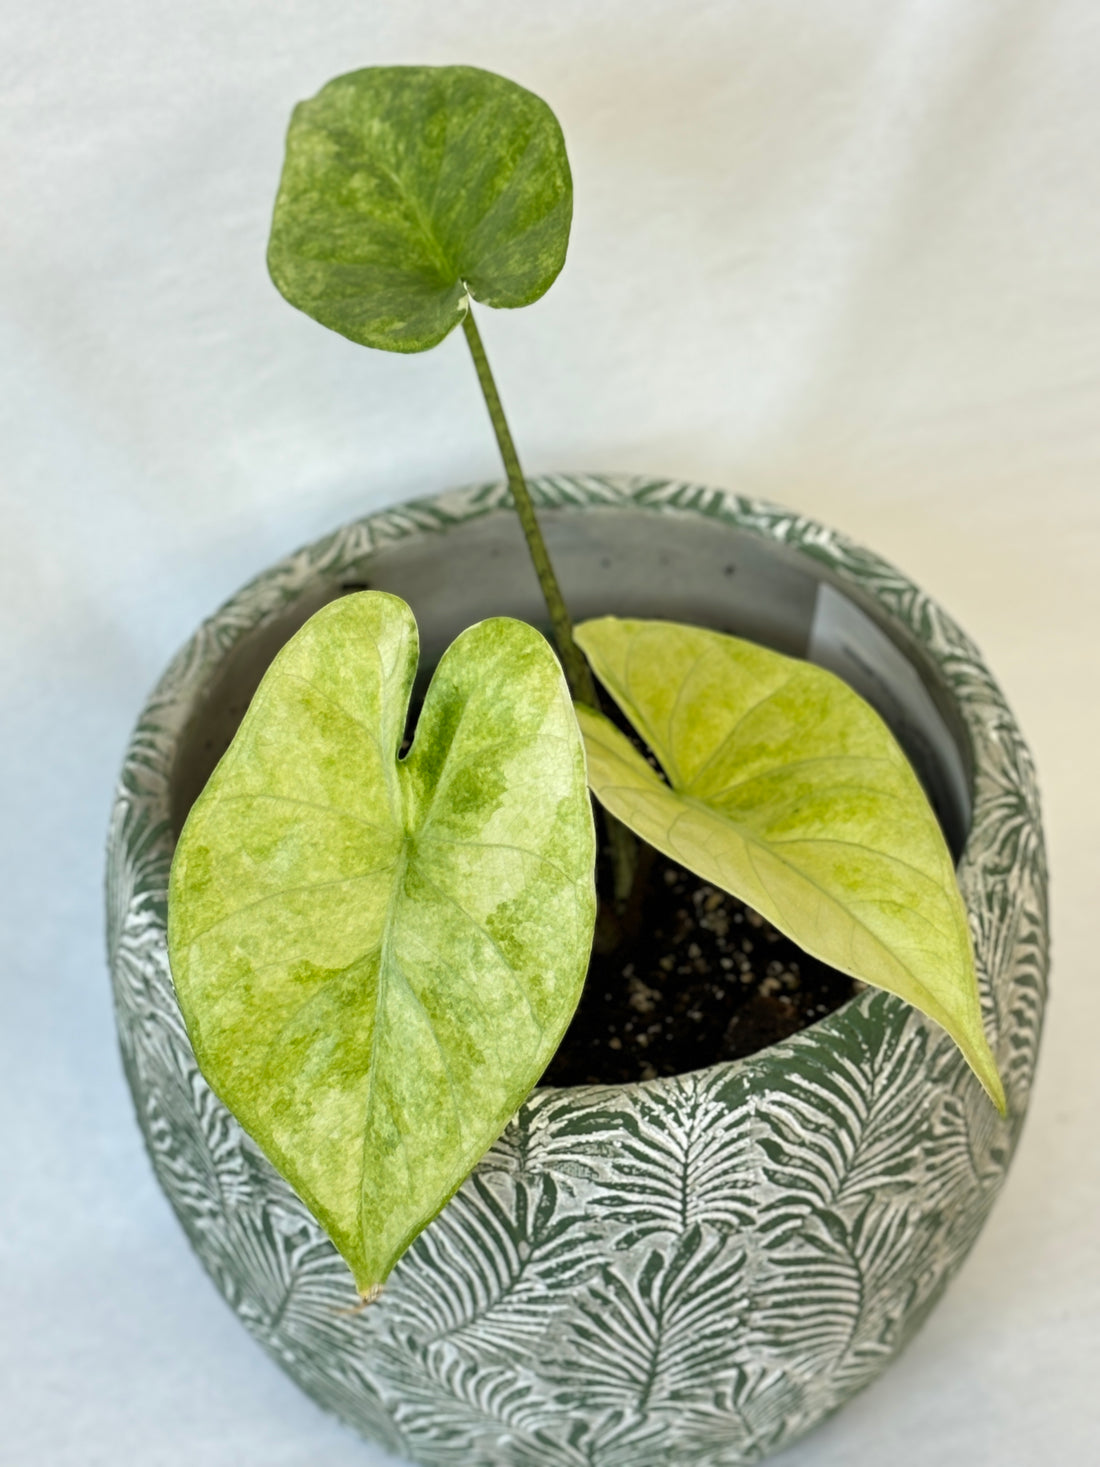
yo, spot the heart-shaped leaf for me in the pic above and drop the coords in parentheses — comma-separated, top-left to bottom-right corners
(168, 593, 596, 1292)
(574, 617, 1005, 1112)
(267, 65, 572, 353)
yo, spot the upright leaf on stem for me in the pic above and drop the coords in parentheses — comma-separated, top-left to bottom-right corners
(267, 65, 572, 352)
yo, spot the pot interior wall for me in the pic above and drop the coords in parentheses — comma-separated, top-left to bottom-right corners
(170, 506, 972, 855)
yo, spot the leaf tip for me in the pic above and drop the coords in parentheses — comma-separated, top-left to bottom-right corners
(986, 1065, 1008, 1118)
(964, 1031, 1007, 1117)
(339, 1280, 386, 1315)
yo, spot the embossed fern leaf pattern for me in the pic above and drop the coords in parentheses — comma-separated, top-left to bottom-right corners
(526, 1076, 756, 1247)
(381, 1355, 552, 1458)
(757, 1003, 936, 1216)
(108, 477, 1047, 1467)
(388, 1171, 601, 1361)
(549, 1224, 749, 1412)
(745, 1012, 937, 1380)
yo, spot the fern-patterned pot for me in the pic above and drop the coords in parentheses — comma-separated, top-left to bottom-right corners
(108, 475, 1047, 1467)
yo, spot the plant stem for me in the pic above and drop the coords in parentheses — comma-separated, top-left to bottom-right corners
(461, 308, 597, 708)
(461, 304, 638, 907)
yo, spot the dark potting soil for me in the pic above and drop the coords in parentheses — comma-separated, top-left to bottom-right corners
(543, 851, 858, 1087)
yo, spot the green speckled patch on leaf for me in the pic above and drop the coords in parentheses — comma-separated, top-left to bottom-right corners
(167, 593, 595, 1292)
(267, 65, 572, 352)
(574, 616, 1005, 1113)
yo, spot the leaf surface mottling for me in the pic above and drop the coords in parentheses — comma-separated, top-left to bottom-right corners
(169, 594, 595, 1290)
(575, 616, 1004, 1112)
(267, 65, 572, 352)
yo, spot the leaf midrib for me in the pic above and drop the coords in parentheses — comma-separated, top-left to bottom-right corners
(356, 840, 413, 1260)
(370, 153, 455, 282)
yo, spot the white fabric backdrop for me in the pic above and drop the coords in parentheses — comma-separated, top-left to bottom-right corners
(2, 1, 1097, 1462)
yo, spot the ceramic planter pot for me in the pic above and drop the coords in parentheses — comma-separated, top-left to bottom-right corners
(107, 474, 1047, 1467)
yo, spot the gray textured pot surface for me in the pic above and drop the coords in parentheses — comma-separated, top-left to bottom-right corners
(107, 475, 1047, 1467)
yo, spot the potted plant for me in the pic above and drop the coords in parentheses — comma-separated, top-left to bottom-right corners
(107, 65, 1047, 1467)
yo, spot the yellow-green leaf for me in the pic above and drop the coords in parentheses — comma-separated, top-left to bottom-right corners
(267, 65, 572, 353)
(168, 593, 596, 1292)
(574, 616, 1004, 1112)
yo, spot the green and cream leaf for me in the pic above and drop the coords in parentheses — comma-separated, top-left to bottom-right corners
(167, 592, 595, 1293)
(573, 616, 1004, 1112)
(267, 65, 572, 352)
